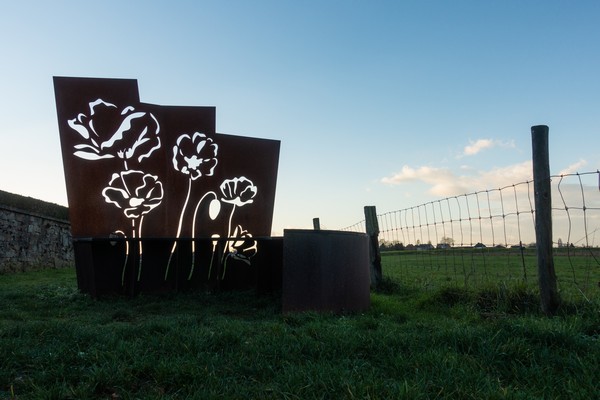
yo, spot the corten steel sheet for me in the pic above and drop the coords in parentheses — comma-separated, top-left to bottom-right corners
(282, 229, 371, 313)
(54, 77, 280, 295)
(71, 237, 283, 297)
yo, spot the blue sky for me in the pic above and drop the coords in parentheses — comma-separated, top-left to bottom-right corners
(1, 1, 599, 236)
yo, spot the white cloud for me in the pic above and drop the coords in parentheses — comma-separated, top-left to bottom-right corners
(558, 159, 587, 175)
(474, 160, 533, 189)
(462, 138, 515, 156)
(381, 165, 469, 196)
(381, 165, 454, 184)
(464, 139, 494, 156)
(381, 160, 533, 197)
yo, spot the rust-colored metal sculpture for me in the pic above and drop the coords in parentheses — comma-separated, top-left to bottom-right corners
(54, 77, 280, 295)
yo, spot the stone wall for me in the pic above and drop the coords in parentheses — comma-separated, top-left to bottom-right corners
(0, 204, 73, 273)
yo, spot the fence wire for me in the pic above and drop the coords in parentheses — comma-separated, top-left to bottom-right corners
(342, 171, 600, 301)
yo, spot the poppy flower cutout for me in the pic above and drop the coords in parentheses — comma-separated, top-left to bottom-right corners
(172, 132, 218, 180)
(69, 99, 161, 162)
(220, 177, 257, 207)
(227, 225, 258, 264)
(102, 170, 164, 218)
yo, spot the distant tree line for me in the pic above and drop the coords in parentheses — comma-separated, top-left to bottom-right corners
(380, 236, 592, 251)
(379, 236, 456, 251)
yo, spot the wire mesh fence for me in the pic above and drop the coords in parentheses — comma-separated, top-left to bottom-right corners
(341, 171, 600, 302)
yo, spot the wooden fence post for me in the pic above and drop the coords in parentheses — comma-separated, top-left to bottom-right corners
(312, 218, 320, 230)
(531, 125, 560, 315)
(364, 206, 382, 289)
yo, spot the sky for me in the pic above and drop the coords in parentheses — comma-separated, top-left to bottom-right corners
(1, 0, 599, 237)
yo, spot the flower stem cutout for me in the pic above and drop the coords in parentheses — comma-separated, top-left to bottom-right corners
(111, 230, 128, 286)
(188, 191, 220, 280)
(207, 234, 220, 280)
(165, 178, 192, 280)
(167, 132, 218, 280)
(102, 170, 164, 281)
(218, 177, 258, 279)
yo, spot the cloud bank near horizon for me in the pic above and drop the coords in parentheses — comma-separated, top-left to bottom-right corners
(381, 160, 533, 197)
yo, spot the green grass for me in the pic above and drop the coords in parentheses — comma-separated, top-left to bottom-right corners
(1, 268, 599, 399)
(381, 247, 600, 302)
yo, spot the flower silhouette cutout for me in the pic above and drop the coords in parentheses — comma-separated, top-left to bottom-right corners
(166, 132, 219, 279)
(69, 99, 161, 162)
(102, 170, 164, 218)
(227, 225, 258, 264)
(172, 132, 218, 180)
(220, 177, 257, 207)
(221, 225, 257, 279)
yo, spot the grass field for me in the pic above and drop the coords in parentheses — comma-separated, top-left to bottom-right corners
(381, 247, 600, 302)
(1, 266, 599, 399)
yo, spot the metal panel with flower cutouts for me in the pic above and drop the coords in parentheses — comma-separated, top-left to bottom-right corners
(54, 77, 281, 296)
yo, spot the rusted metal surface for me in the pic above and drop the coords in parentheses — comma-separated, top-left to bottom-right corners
(282, 229, 371, 313)
(54, 77, 280, 295)
(72, 237, 283, 297)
